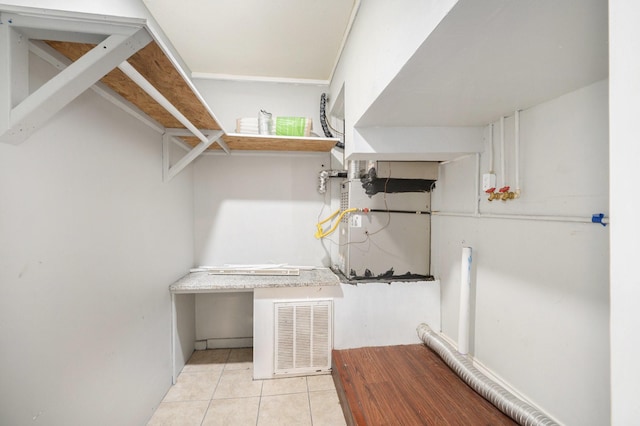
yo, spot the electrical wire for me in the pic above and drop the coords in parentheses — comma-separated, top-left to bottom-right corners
(317, 187, 328, 222)
(326, 117, 345, 136)
(319, 93, 334, 138)
(315, 208, 358, 239)
(364, 167, 392, 237)
(314, 178, 368, 247)
(314, 164, 393, 245)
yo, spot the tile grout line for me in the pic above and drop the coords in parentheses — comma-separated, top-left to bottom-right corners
(256, 360, 263, 426)
(306, 376, 314, 425)
(198, 348, 231, 426)
(162, 349, 341, 426)
(256, 381, 263, 426)
(252, 347, 261, 426)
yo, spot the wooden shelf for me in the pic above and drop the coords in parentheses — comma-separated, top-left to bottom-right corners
(46, 40, 221, 131)
(4, 6, 340, 184)
(219, 133, 339, 152)
(182, 133, 339, 152)
(47, 41, 338, 153)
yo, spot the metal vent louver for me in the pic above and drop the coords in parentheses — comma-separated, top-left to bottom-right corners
(340, 189, 350, 223)
(274, 301, 332, 375)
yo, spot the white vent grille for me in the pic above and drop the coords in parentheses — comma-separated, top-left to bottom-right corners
(274, 300, 332, 375)
(340, 188, 350, 223)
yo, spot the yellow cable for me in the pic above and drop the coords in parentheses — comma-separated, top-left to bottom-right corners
(315, 208, 358, 239)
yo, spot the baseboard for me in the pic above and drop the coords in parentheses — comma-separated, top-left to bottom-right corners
(206, 337, 253, 349)
(436, 331, 549, 417)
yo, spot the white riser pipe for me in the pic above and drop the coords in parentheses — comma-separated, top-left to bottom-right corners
(488, 123, 494, 172)
(515, 110, 521, 194)
(500, 116, 506, 188)
(458, 246, 472, 355)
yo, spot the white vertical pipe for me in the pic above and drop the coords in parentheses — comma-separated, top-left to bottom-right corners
(514, 110, 521, 196)
(458, 246, 472, 355)
(488, 123, 494, 172)
(474, 153, 481, 215)
(500, 116, 506, 188)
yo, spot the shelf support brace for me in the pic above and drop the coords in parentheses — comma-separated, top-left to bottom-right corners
(117, 61, 230, 155)
(28, 40, 165, 134)
(163, 129, 224, 182)
(0, 25, 151, 144)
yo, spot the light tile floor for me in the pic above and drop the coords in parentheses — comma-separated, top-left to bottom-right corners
(147, 348, 347, 426)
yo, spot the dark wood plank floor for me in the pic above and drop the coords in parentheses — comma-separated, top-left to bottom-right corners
(332, 345, 518, 426)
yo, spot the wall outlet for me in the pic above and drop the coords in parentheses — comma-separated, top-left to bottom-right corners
(351, 214, 362, 228)
(482, 173, 496, 191)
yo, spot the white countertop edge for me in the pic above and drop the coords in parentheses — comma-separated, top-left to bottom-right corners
(169, 268, 340, 293)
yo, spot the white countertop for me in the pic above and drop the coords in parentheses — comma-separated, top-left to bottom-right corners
(169, 268, 340, 294)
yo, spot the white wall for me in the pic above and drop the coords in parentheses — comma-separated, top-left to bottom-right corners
(328, 0, 457, 157)
(0, 54, 194, 426)
(192, 152, 332, 341)
(333, 281, 440, 349)
(174, 293, 196, 375)
(609, 1, 640, 423)
(195, 292, 253, 344)
(431, 80, 609, 425)
(192, 79, 328, 136)
(191, 150, 443, 349)
(193, 153, 332, 267)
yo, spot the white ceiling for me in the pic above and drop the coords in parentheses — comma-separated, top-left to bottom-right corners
(142, 0, 357, 82)
(357, 0, 609, 127)
(141, 0, 608, 127)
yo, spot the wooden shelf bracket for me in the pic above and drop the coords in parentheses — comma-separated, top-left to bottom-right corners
(1, 5, 336, 176)
(163, 128, 225, 182)
(0, 11, 151, 144)
(28, 40, 166, 135)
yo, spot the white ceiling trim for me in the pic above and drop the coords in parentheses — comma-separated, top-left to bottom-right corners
(190, 0, 361, 86)
(327, 0, 360, 84)
(191, 72, 329, 86)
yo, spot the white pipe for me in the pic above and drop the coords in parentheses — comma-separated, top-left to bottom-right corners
(488, 123, 494, 172)
(432, 211, 610, 225)
(438, 154, 474, 166)
(500, 116, 506, 188)
(458, 247, 472, 355)
(474, 153, 481, 215)
(515, 110, 521, 195)
(417, 324, 559, 426)
(117, 61, 230, 153)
